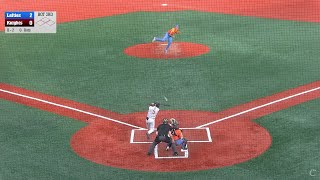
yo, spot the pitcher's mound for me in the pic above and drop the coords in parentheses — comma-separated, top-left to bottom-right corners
(124, 42, 210, 59)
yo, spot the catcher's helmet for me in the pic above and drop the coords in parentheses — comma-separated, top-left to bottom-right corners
(155, 102, 160, 108)
(162, 118, 169, 124)
(170, 118, 179, 125)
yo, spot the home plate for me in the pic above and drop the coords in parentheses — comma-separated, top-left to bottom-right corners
(154, 143, 188, 159)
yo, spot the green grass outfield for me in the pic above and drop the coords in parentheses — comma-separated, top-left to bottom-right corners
(1, 12, 319, 113)
(1, 11, 320, 179)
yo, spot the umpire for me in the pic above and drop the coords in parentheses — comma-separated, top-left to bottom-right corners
(147, 118, 178, 156)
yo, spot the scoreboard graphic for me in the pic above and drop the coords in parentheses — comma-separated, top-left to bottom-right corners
(5, 11, 56, 33)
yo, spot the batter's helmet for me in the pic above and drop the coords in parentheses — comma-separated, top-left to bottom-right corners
(155, 102, 160, 108)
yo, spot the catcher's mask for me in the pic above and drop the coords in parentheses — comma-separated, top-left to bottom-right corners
(170, 118, 178, 125)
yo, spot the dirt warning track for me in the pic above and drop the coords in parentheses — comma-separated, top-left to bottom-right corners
(2, 0, 320, 31)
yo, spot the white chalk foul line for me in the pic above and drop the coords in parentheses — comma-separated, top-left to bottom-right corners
(0, 89, 145, 130)
(130, 128, 212, 143)
(196, 86, 320, 128)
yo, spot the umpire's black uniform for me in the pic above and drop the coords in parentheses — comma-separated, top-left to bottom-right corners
(147, 119, 178, 156)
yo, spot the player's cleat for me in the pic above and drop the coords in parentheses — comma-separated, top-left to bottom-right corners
(165, 49, 168, 54)
(146, 132, 150, 140)
(152, 37, 156, 42)
(181, 144, 188, 152)
(166, 146, 170, 151)
(173, 152, 179, 156)
(147, 152, 151, 156)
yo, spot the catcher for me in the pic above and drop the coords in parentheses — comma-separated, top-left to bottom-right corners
(166, 118, 188, 152)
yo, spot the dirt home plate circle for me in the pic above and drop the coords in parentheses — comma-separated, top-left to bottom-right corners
(124, 42, 210, 59)
(2, 83, 319, 172)
(70, 110, 272, 172)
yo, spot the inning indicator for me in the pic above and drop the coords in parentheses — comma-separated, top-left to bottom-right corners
(5, 11, 56, 33)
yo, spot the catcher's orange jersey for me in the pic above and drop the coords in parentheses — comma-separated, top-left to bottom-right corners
(172, 129, 183, 140)
(168, 27, 179, 36)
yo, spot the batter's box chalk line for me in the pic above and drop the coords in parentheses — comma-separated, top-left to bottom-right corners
(154, 144, 189, 159)
(130, 127, 212, 144)
(130, 127, 212, 159)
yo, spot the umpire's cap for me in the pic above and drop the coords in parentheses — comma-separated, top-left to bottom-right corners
(162, 118, 169, 124)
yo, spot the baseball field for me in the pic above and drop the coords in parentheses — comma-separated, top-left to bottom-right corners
(1, 0, 320, 179)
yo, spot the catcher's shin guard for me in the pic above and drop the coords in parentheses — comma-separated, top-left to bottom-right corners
(182, 138, 188, 150)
